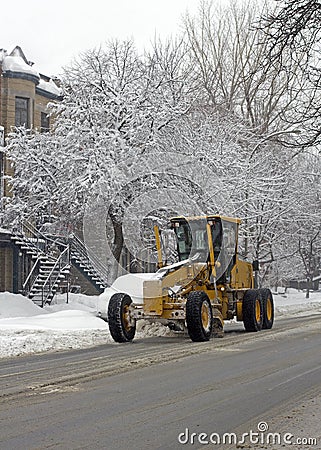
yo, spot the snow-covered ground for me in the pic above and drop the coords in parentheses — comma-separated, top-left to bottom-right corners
(0, 288, 320, 359)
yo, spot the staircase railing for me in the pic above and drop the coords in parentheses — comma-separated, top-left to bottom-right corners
(69, 233, 109, 286)
(21, 220, 68, 251)
(22, 255, 42, 295)
(19, 220, 109, 285)
(37, 245, 70, 306)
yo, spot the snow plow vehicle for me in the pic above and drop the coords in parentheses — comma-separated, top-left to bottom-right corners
(107, 215, 274, 343)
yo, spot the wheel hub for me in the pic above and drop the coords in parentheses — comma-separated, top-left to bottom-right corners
(122, 305, 132, 331)
(266, 298, 272, 321)
(201, 302, 211, 332)
(255, 299, 261, 323)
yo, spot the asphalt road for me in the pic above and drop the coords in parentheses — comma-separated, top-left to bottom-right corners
(0, 314, 320, 450)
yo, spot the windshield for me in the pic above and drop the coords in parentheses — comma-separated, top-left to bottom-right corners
(173, 218, 217, 262)
(215, 220, 237, 280)
(172, 218, 237, 280)
(174, 221, 192, 260)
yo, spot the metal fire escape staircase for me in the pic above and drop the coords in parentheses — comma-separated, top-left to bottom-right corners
(11, 222, 70, 306)
(11, 222, 109, 307)
(69, 233, 108, 293)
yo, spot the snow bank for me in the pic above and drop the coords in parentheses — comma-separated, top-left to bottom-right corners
(0, 292, 47, 318)
(0, 328, 112, 359)
(274, 289, 321, 317)
(0, 310, 106, 331)
(0, 292, 111, 358)
(47, 292, 100, 313)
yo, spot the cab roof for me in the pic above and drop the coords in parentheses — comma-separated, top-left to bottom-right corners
(170, 215, 242, 224)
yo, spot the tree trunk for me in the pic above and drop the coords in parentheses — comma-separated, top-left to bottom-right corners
(108, 206, 124, 282)
(306, 277, 310, 299)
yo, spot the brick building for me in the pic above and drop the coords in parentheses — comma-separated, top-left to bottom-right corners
(0, 46, 61, 292)
(0, 45, 61, 200)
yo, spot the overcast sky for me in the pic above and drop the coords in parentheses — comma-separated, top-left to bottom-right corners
(2, 0, 201, 77)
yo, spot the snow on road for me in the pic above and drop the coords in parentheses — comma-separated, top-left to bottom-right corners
(0, 288, 320, 359)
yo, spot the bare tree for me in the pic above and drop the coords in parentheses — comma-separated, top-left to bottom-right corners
(260, 0, 321, 147)
(183, 0, 309, 282)
(183, 0, 304, 138)
(291, 151, 321, 297)
(262, 0, 321, 63)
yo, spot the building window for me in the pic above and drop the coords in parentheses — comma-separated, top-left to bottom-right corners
(41, 112, 50, 133)
(15, 97, 29, 127)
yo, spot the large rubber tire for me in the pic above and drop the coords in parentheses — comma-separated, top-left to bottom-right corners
(242, 289, 263, 332)
(260, 288, 274, 329)
(186, 291, 213, 342)
(108, 293, 136, 343)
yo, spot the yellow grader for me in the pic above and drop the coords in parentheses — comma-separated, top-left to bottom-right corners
(107, 215, 274, 342)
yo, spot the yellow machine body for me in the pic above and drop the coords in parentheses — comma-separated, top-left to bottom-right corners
(107, 214, 275, 343)
(131, 215, 255, 329)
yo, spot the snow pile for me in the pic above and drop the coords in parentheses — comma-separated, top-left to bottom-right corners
(0, 310, 105, 331)
(274, 289, 321, 317)
(0, 288, 320, 359)
(47, 292, 100, 314)
(0, 292, 47, 318)
(0, 292, 112, 358)
(136, 320, 176, 338)
(0, 328, 112, 359)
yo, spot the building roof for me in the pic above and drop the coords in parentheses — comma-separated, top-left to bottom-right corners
(37, 75, 62, 99)
(0, 46, 62, 99)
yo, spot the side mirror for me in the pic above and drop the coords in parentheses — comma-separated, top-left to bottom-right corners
(252, 260, 259, 271)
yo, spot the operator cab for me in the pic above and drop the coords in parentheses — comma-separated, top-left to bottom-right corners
(170, 215, 240, 282)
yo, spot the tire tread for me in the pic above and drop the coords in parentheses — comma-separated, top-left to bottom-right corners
(242, 289, 262, 332)
(108, 293, 136, 343)
(186, 291, 213, 342)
